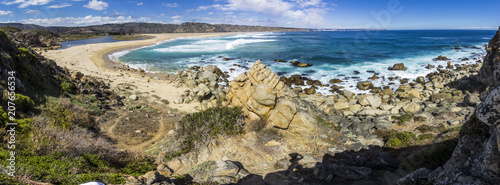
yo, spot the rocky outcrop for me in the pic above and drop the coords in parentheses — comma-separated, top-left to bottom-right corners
(227, 60, 287, 119)
(478, 27, 500, 89)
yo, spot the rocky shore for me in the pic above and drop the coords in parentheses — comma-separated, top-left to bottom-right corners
(124, 35, 492, 184)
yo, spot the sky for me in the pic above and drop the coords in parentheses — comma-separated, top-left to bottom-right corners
(0, 0, 499, 30)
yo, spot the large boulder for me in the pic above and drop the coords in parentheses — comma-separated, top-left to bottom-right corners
(247, 84, 276, 117)
(402, 102, 421, 114)
(358, 94, 382, 108)
(188, 160, 250, 184)
(268, 99, 297, 129)
(389, 63, 406, 71)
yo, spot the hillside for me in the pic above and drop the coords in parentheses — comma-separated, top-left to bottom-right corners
(0, 22, 309, 35)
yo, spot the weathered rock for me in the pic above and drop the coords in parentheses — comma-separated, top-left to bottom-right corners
(333, 102, 350, 111)
(291, 60, 312, 67)
(329, 78, 343, 83)
(129, 95, 138, 100)
(380, 89, 394, 96)
(464, 93, 481, 107)
(274, 59, 287, 62)
(247, 84, 276, 117)
(358, 95, 382, 108)
(434, 55, 449, 61)
(414, 112, 433, 122)
(189, 160, 249, 184)
(71, 71, 84, 80)
(477, 86, 500, 127)
(368, 75, 379, 80)
(304, 86, 316, 95)
(402, 102, 421, 114)
(357, 81, 373, 90)
(416, 76, 425, 84)
(389, 63, 406, 71)
(268, 99, 297, 129)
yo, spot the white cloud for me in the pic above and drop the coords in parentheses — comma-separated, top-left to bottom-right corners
(196, 4, 221, 11)
(215, 0, 330, 26)
(136, 2, 142, 6)
(171, 15, 182, 19)
(47, 3, 71, 8)
(171, 19, 182, 24)
(162, 3, 177, 7)
(0, 10, 13, 15)
(208, 12, 213, 15)
(3, 0, 53, 8)
(26, 9, 40, 14)
(84, 0, 108, 11)
(15, 15, 154, 26)
(292, 0, 326, 8)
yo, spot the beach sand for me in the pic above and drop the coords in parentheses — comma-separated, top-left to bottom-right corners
(43, 32, 241, 113)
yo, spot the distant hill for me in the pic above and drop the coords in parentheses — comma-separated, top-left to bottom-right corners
(0, 22, 310, 34)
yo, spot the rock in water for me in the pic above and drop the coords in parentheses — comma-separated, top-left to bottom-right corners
(329, 78, 343, 83)
(357, 81, 373, 90)
(290, 60, 313, 67)
(389, 63, 406, 71)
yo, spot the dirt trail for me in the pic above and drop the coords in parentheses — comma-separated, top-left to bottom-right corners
(103, 104, 180, 154)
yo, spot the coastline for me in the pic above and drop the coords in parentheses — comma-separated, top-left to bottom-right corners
(43, 32, 243, 113)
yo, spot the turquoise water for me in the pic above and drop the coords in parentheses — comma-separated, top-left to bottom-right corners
(111, 30, 496, 94)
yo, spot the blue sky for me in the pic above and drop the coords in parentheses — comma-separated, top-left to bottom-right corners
(0, 0, 499, 29)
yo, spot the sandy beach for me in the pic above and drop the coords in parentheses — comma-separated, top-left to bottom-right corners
(43, 32, 241, 113)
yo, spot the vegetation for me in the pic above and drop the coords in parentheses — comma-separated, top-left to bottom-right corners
(60, 33, 105, 41)
(376, 130, 417, 149)
(14, 93, 35, 113)
(164, 107, 245, 160)
(0, 27, 160, 184)
(391, 114, 414, 125)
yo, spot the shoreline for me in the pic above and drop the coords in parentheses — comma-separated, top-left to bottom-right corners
(43, 32, 244, 113)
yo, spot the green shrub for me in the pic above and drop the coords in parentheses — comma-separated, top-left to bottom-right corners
(121, 159, 156, 177)
(391, 114, 414, 125)
(14, 94, 35, 112)
(0, 108, 8, 128)
(44, 98, 94, 129)
(0, 151, 125, 184)
(61, 81, 76, 94)
(376, 130, 417, 149)
(165, 107, 245, 160)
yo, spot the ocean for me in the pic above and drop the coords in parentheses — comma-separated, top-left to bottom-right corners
(109, 30, 496, 94)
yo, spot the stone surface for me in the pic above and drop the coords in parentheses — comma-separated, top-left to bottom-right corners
(402, 102, 421, 114)
(357, 81, 373, 90)
(268, 99, 297, 129)
(390, 63, 406, 70)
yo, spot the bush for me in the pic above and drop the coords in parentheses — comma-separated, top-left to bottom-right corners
(376, 130, 417, 149)
(61, 81, 76, 94)
(44, 98, 94, 129)
(392, 114, 414, 125)
(14, 93, 35, 113)
(165, 107, 245, 160)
